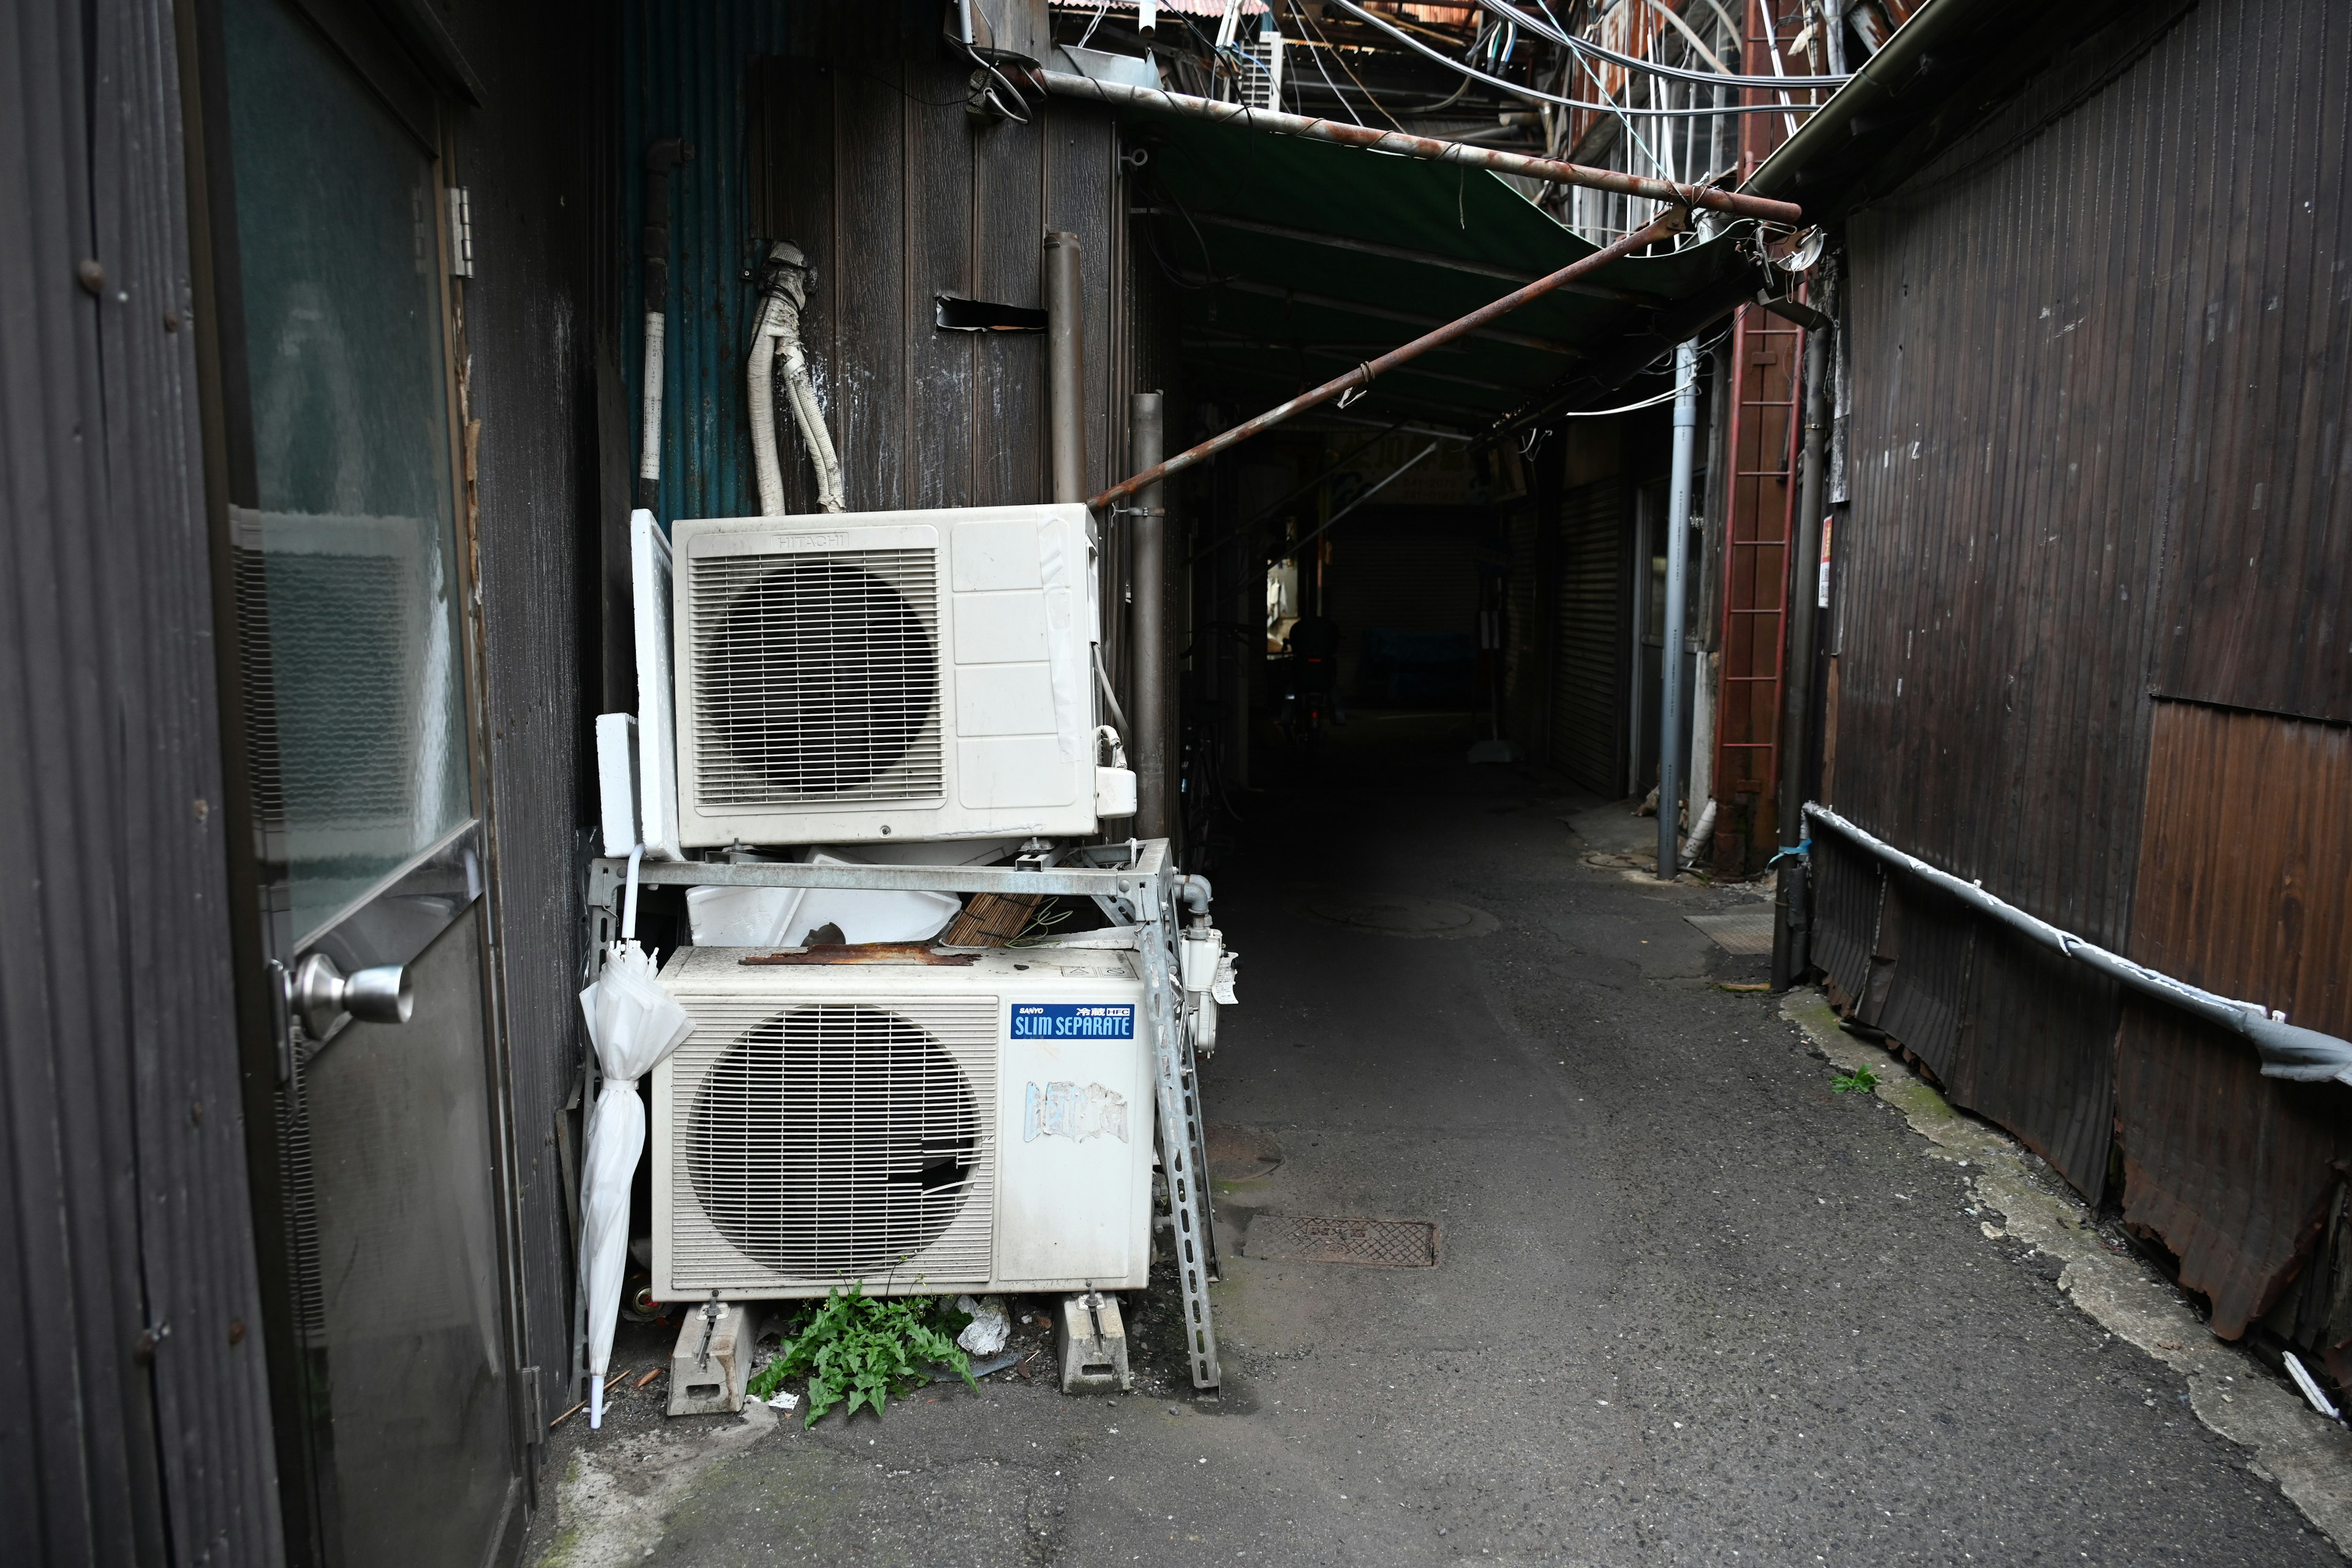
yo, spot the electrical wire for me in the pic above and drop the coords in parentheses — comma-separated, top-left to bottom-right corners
(1556, 380, 1690, 418)
(1293, 0, 1409, 129)
(1484, 0, 1852, 88)
(1321, 0, 1815, 116)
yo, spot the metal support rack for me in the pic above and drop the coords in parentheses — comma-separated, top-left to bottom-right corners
(576, 839, 1224, 1396)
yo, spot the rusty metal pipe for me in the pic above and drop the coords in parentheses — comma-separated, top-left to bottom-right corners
(1039, 72, 1804, 227)
(1090, 210, 1686, 510)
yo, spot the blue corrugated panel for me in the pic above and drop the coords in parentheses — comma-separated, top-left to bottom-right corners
(620, 0, 792, 527)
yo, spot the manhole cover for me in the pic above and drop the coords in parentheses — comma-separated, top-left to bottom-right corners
(1243, 1215, 1441, 1268)
(1687, 908, 1775, 956)
(1205, 1124, 1284, 1182)
(1303, 895, 1498, 940)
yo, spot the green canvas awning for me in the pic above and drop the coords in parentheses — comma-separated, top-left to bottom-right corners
(1125, 109, 1759, 435)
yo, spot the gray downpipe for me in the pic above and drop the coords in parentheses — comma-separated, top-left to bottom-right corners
(1804, 802, 2352, 1087)
(1045, 231, 1085, 504)
(1771, 290, 1833, 988)
(1130, 392, 1170, 841)
(1656, 338, 1698, 880)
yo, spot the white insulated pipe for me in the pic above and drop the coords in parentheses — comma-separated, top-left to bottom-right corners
(1656, 338, 1700, 880)
(747, 243, 845, 514)
(747, 279, 788, 516)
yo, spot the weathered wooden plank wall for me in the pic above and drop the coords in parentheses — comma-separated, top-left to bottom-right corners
(1819, 0, 2352, 1356)
(747, 61, 1127, 519)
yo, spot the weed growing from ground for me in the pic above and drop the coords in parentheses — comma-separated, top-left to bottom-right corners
(747, 1285, 973, 1425)
(1831, 1063, 1879, 1094)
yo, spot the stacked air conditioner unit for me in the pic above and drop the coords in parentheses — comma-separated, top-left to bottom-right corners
(668, 503, 1119, 848)
(640, 502, 1166, 1305)
(652, 943, 1154, 1299)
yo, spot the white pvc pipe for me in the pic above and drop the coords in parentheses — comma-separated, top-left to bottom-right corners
(638, 311, 665, 497)
(767, 244, 845, 513)
(623, 843, 645, 942)
(1804, 802, 2352, 1086)
(747, 285, 786, 516)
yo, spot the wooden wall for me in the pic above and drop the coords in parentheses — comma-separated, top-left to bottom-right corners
(744, 59, 1129, 519)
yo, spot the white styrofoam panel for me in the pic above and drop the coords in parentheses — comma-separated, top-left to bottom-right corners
(631, 510, 683, 859)
(594, 712, 639, 856)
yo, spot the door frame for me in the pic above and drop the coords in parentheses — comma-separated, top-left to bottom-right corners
(175, 0, 531, 1559)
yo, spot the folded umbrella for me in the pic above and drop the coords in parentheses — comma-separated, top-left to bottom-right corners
(577, 918, 695, 1429)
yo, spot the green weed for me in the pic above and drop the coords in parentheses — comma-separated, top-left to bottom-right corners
(1831, 1064, 1879, 1094)
(747, 1285, 974, 1426)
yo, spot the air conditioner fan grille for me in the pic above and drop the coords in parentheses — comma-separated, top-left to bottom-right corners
(679, 1001, 993, 1284)
(690, 549, 943, 805)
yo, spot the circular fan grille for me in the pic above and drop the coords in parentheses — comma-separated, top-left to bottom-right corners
(700, 556, 937, 799)
(687, 1004, 979, 1276)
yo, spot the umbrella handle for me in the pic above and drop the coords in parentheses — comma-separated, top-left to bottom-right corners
(624, 843, 645, 941)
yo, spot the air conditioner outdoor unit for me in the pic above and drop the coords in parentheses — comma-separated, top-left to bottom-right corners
(669, 504, 1107, 848)
(651, 943, 1154, 1300)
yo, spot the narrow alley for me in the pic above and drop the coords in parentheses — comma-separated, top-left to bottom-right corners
(14, 4, 2352, 1565)
(530, 718, 2340, 1566)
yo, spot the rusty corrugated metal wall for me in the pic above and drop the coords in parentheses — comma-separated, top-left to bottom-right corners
(2120, 703, 2352, 1360)
(1817, 0, 2352, 1363)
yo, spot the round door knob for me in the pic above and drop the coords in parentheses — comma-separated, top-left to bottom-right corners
(290, 951, 413, 1038)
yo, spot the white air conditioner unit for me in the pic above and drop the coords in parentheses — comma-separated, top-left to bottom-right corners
(669, 504, 1109, 848)
(651, 944, 1154, 1300)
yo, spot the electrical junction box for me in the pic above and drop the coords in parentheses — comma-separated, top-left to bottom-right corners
(669, 505, 1106, 848)
(651, 943, 1153, 1302)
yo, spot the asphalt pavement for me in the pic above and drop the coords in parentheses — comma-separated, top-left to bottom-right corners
(530, 712, 2342, 1567)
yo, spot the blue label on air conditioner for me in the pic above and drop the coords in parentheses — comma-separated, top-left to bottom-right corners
(1009, 1003, 1134, 1040)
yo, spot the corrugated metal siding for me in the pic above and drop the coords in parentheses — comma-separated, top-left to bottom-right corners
(1872, 878, 1972, 1088)
(1550, 477, 1627, 796)
(2, 0, 281, 1559)
(2117, 701, 2352, 1340)
(1809, 830, 1877, 1006)
(1949, 921, 2117, 1205)
(1821, 0, 2352, 1205)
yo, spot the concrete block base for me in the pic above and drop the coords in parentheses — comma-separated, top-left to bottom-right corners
(668, 1300, 763, 1417)
(1055, 1291, 1133, 1394)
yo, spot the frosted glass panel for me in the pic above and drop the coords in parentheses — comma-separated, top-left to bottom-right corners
(225, 0, 469, 946)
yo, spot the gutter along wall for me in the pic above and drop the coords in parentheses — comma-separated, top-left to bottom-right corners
(1814, 0, 2352, 1378)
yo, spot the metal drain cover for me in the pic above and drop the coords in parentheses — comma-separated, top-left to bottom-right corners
(1303, 895, 1498, 940)
(1687, 908, 1775, 955)
(1243, 1215, 1441, 1268)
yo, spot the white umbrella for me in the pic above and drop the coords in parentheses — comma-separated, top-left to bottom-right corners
(576, 850, 695, 1428)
